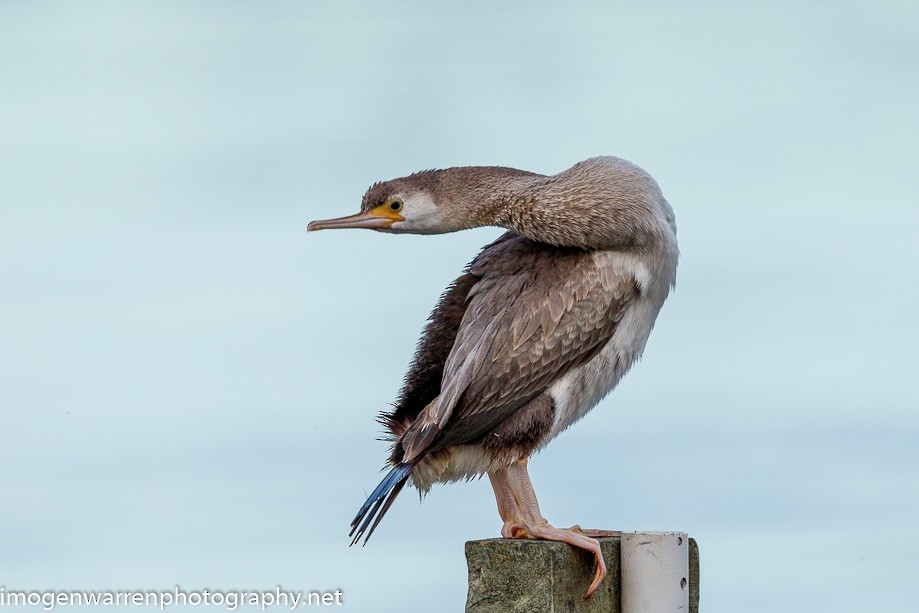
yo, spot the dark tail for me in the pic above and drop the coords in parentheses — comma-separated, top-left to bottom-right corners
(349, 463, 413, 546)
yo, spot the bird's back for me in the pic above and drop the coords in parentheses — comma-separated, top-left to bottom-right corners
(380, 231, 643, 467)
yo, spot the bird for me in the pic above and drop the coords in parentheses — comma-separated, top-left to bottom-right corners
(308, 156, 678, 598)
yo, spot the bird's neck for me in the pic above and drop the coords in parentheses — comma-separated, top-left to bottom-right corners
(461, 177, 657, 251)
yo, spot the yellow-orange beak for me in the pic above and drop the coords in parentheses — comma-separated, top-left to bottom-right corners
(307, 205, 404, 232)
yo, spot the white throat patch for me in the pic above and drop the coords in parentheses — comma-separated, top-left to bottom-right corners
(391, 192, 442, 234)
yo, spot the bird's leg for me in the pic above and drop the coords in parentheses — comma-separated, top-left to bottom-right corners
(488, 469, 529, 538)
(489, 458, 607, 599)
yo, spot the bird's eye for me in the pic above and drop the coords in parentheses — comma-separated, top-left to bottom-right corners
(388, 199, 403, 212)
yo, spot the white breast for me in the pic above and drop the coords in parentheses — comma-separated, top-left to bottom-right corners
(546, 249, 673, 440)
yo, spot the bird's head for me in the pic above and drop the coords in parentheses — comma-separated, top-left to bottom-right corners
(308, 171, 466, 235)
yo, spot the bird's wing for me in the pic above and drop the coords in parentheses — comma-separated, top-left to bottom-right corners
(400, 234, 637, 461)
(379, 268, 478, 445)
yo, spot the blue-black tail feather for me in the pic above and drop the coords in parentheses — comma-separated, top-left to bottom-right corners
(349, 463, 413, 546)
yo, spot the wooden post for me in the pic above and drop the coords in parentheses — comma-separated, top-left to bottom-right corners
(465, 536, 699, 613)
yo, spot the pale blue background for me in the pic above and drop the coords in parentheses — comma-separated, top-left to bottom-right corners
(2, 2, 917, 612)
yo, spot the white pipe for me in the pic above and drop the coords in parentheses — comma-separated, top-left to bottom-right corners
(621, 531, 689, 613)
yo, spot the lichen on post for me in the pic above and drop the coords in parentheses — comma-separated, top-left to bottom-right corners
(465, 535, 699, 613)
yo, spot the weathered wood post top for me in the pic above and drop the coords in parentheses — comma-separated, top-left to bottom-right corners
(465, 533, 699, 613)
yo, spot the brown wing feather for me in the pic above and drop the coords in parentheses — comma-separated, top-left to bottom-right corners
(400, 235, 636, 461)
(379, 272, 478, 440)
(381, 233, 520, 462)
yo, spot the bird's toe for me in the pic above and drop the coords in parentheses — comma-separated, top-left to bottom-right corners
(571, 527, 621, 538)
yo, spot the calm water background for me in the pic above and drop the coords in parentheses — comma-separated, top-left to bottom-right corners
(2, 2, 917, 611)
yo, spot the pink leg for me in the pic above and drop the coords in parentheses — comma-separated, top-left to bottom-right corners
(487, 458, 609, 599)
